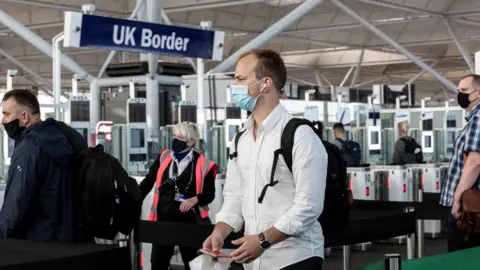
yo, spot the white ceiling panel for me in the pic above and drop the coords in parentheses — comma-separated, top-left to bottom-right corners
(0, 0, 475, 95)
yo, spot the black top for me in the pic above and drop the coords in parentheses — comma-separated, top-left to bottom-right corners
(140, 150, 216, 223)
(0, 118, 87, 242)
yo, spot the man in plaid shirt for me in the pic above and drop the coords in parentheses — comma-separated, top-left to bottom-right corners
(440, 74, 480, 252)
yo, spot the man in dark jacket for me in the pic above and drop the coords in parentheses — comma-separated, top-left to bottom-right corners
(0, 89, 87, 242)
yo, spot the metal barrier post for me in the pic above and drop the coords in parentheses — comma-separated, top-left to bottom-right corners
(343, 245, 351, 270)
(129, 231, 137, 270)
(404, 207, 416, 259)
(384, 253, 402, 270)
(417, 189, 424, 258)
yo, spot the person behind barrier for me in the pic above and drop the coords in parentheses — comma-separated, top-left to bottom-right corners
(140, 122, 218, 270)
(392, 121, 423, 165)
(332, 122, 361, 166)
(440, 74, 480, 252)
(203, 49, 327, 270)
(0, 89, 87, 242)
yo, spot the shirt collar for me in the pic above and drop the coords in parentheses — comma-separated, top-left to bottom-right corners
(245, 103, 285, 134)
(171, 148, 194, 162)
(466, 102, 480, 121)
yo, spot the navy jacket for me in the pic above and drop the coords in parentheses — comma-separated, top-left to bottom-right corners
(0, 118, 87, 242)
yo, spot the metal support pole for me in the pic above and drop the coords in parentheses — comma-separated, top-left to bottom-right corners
(406, 60, 440, 85)
(0, 8, 93, 82)
(146, 77, 160, 142)
(97, 0, 145, 78)
(53, 32, 64, 120)
(417, 189, 425, 258)
(444, 19, 475, 73)
(404, 207, 416, 260)
(197, 21, 210, 148)
(146, 0, 162, 77)
(89, 81, 101, 143)
(476, 51, 480, 75)
(6, 70, 13, 91)
(72, 75, 78, 96)
(340, 66, 354, 87)
(313, 70, 324, 86)
(331, 0, 457, 92)
(129, 80, 135, 99)
(137, 0, 148, 62)
(343, 245, 351, 270)
(350, 49, 365, 87)
(210, 0, 325, 73)
(160, 9, 197, 73)
(384, 254, 402, 270)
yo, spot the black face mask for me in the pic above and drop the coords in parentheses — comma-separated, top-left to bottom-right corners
(172, 138, 188, 153)
(458, 91, 473, 109)
(3, 118, 25, 140)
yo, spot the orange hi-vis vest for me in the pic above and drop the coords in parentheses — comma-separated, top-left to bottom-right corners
(148, 150, 218, 221)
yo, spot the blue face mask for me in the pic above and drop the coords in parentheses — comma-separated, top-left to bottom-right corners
(231, 80, 266, 112)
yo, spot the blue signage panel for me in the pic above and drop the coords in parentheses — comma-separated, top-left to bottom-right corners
(64, 12, 224, 60)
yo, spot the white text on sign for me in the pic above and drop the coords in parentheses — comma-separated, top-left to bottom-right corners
(112, 25, 190, 52)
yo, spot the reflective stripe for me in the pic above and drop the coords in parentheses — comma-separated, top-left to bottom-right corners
(149, 151, 218, 221)
(148, 150, 173, 221)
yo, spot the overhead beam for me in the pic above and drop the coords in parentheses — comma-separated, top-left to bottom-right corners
(354, 76, 387, 88)
(0, 47, 53, 97)
(210, 0, 325, 73)
(357, 0, 441, 16)
(0, 8, 94, 82)
(331, 0, 457, 92)
(340, 66, 354, 87)
(444, 19, 475, 73)
(287, 75, 316, 86)
(406, 59, 440, 84)
(1, 0, 265, 15)
(350, 49, 364, 87)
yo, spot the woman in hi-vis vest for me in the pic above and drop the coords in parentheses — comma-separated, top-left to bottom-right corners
(140, 122, 218, 270)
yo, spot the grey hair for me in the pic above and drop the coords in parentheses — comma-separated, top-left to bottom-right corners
(172, 122, 200, 143)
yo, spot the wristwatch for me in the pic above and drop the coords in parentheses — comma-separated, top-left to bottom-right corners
(258, 232, 272, 250)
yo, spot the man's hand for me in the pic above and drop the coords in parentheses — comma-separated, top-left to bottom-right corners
(202, 231, 225, 252)
(230, 235, 263, 264)
(180, 196, 198, 212)
(452, 199, 462, 219)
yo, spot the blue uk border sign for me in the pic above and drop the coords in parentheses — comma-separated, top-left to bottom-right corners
(63, 12, 225, 61)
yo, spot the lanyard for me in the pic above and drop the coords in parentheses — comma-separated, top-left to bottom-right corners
(171, 160, 195, 194)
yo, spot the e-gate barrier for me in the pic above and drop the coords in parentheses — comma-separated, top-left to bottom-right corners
(65, 95, 90, 144)
(127, 98, 148, 176)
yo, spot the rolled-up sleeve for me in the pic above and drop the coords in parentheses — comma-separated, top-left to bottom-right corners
(464, 115, 480, 154)
(274, 126, 327, 236)
(215, 146, 244, 232)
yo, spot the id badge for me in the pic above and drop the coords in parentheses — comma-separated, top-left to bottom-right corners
(174, 192, 186, 202)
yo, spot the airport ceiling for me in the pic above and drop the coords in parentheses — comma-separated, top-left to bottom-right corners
(0, 0, 479, 102)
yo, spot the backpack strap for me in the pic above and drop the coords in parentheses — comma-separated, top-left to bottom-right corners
(228, 128, 246, 160)
(257, 118, 314, 204)
(280, 118, 313, 172)
(53, 121, 82, 152)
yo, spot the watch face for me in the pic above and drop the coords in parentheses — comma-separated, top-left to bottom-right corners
(260, 240, 271, 249)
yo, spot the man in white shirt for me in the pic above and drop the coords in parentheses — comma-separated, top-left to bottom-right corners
(202, 49, 327, 270)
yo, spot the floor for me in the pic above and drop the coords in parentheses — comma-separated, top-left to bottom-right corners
(169, 236, 447, 270)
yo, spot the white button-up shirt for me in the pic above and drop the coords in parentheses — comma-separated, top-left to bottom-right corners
(216, 104, 328, 270)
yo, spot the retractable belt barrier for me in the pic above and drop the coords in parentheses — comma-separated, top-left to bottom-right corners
(351, 192, 445, 220)
(135, 210, 416, 249)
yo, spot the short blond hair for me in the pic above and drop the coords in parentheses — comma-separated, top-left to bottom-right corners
(172, 122, 200, 142)
(398, 121, 409, 132)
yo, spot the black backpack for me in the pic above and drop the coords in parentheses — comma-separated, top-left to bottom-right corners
(400, 137, 424, 164)
(54, 121, 143, 241)
(336, 138, 361, 167)
(230, 118, 350, 234)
